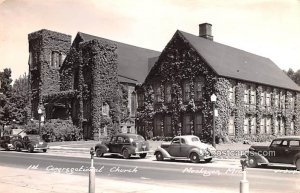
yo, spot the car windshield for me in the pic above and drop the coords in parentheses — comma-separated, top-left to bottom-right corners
(129, 135, 145, 141)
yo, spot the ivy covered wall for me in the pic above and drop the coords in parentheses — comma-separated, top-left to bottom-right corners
(137, 31, 300, 143)
(28, 29, 71, 119)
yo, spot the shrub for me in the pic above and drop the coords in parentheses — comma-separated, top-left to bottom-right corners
(40, 119, 82, 142)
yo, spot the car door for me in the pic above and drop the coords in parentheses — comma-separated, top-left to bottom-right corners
(108, 136, 118, 153)
(168, 138, 181, 157)
(268, 139, 283, 163)
(179, 138, 190, 157)
(114, 136, 125, 153)
(285, 140, 300, 164)
(273, 140, 289, 163)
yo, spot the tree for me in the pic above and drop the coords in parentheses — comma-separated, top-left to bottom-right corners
(11, 73, 30, 124)
(284, 68, 300, 86)
(0, 68, 14, 134)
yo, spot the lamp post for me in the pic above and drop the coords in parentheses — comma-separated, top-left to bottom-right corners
(38, 108, 42, 135)
(210, 94, 217, 148)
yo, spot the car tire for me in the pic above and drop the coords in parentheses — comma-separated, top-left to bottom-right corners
(204, 158, 212, 163)
(28, 145, 34, 153)
(14, 142, 21, 152)
(96, 148, 104, 157)
(296, 159, 300, 171)
(248, 156, 258, 168)
(122, 149, 131, 159)
(155, 152, 164, 161)
(43, 149, 47, 153)
(190, 152, 200, 163)
(139, 153, 147, 159)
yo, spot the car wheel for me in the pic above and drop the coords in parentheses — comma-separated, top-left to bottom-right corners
(14, 142, 21, 152)
(4, 144, 9, 151)
(28, 145, 34, 153)
(190, 152, 200, 163)
(139, 153, 147, 159)
(156, 152, 164, 161)
(296, 159, 300, 171)
(204, 158, 212, 163)
(248, 156, 258, 168)
(43, 149, 47, 153)
(122, 149, 131, 159)
(96, 148, 104, 157)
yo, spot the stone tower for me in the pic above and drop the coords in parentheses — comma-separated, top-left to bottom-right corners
(28, 29, 71, 119)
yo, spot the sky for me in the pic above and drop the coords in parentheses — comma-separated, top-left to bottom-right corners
(0, 0, 300, 81)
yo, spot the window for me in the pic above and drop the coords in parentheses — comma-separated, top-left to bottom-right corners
(130, 92, 137, 116)
(137, 92, 144, 107)
(183, 80, 191, 102)
(275, 93, 279, 107)
(280, 118, 285, 135)
(183, 114, 192, 135)
(154, 116, 162, 136)
(116, 136, 125, 143)
(291, 121, 295, 135)
(244, 85, 250, 106)
(244, 116, 249, 134)
(291, 94, 295, 110)
(228, 116, 235, 135)
(266, 89, 271, 108)
(194, 113, 203, 136)
(280, 92, 285, 109)
(289, 140, 300, 147)
(164, 84, 172, 103)
(195, 77, 204, 101)
(260, 117, 266, 134)
(51, 51, 60, 68)
(250, 85, 256, 109)
(260, 90, 266, 107)
(274, 118, 279, 135)
(154, 83, 162, 103)
(59, 53, 66, 67)
(102, 102, 110, 116)
(171, 138, 180, 144)
(266, 117, 271, 134)
(164, 116, 172, 137)
(250, 116, 256, 134)
(180, 138, 186, 144)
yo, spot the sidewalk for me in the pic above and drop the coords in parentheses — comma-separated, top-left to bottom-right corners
(0, 166, 234, 193)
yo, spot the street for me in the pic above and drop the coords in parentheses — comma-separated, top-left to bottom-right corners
(0, 150, 299, 193)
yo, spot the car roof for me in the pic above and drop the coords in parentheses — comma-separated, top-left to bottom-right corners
(174, 135, 199, 139)
(114, 133, 142, 138)
(273, 136, 300, 141)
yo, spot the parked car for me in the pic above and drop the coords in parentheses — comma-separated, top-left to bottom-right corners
(95, 133, 151, 159)
(247, 136, 300, 170)
(11, 134, 48, 153)
(0, 135, 13, 150)
(154, 135, 216, 163)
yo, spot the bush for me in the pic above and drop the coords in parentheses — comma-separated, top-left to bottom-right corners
(40, 119, 82, 142)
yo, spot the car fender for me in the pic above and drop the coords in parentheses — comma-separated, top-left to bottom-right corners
(247, 151, 269, 164)
(154, 146, 171, 158)
(95, 144, 109, 153)
(188, 148, 202, 158)
(122, 145, 136, 154)
(293, 153, 300, 165)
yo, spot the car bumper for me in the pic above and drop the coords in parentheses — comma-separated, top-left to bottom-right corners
(34, 146, 49, 150)
(135, 150, 153, 154)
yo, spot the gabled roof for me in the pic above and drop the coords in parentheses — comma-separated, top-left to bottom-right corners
(178, 30, 300, 92)
(76, 32, 160, 83)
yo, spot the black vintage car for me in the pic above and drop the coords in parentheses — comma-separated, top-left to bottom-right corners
(248, 136, 300, 170)
(11, 135, 48, 153)
(95, 133, 151, 159)
(0, 135, 13, 150)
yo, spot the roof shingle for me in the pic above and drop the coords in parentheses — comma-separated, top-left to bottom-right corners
(178, 30, 300, 91)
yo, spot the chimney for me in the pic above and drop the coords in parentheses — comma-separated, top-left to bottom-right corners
(199, 23, 213, 40)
